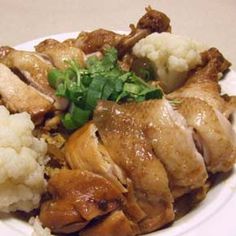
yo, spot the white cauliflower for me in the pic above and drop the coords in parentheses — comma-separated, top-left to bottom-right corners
(133, 32, 207, 92)
(0, 105, 47, 213)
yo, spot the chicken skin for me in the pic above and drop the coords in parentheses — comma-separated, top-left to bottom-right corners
(174, 97, 236, 173)
(94, 100, 174, 233)
(123, 99, 208, 198)
(0, 46, 67, 110)
(80, 210, 139, 236)
(35, 39, 85, 69)
(39, 169, 125, 234)
(0, 63, 52, 124)
(65, 122, 127, 193)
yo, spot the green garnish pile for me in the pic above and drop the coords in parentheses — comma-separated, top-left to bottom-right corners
(48, 47, 163, 130)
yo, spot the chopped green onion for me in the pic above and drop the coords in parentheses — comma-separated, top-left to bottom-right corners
(48, 47, 163, 130)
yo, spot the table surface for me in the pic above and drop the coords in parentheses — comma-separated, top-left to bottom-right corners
(0, 0, 235, 69)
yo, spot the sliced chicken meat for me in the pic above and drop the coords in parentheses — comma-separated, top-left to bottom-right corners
(174, 97, 236, 173)
(39, 169, 125, 234)
(122, 99, 208, 198)
(35, 39, 85, 69)
(80, 210, 139, 236)
(0, 46, 67, 110)
(94, 100, 174, 233)
(65, 122, 146, 223)
(0, 63, 52, 124)
(65, 122, 127, 193)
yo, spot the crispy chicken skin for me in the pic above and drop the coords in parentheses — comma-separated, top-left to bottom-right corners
(0, 63, 52, 124)
(35, 39, 85, 69)
(39, 169, 125, 234)
(0, 46, 68, 110)
(94, 100, 174, 233)
(75, 7, 171, 56)
(65, 122, 127, 193)
(80, 211, 139, 236)
(175, 97, 236, 173)
(123, 99, 208, 198)
(168, 48, 231, 116)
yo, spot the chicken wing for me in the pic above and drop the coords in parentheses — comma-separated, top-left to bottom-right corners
(123, 99, 208, 198)
(94, 100, 174, 233)
(75, 7, 171, 57)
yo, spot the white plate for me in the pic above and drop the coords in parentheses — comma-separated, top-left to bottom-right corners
(1, 32, 236, 236)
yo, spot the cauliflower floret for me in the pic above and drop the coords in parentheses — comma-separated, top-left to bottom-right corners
(0, 105, 47, 213)
(133, 32, 207, 93)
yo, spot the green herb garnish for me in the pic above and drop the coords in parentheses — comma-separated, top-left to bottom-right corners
(48, 47, 163, 130)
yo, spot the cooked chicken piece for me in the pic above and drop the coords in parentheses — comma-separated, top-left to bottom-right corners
(116, 7, 171, 57)
(40, 199, 88, 234)
(122, 99, 207, 198)
(0, 63, 52, 124)
(65, 122, 146, 223)
(0, 46, 68, 110)
(75, 7, 170, 57)
(168, 48, 231, 116)
(39, 169, 125, 234)
(124, 180, 146, 223)
(224, 96, 236, 119)
(94, 101, 174, 233)
(80, 211, 139, 236)
(35, 39, 85, 69)
(175, 97, 236, 173)
(137, 6, 171, 33)
(75, 29, 124, 54)
(65, 122, 127, 193)
(201, 47, 231, 73)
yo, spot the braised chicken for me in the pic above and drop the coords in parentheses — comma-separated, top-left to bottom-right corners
(94, 100, 174, 233)
(39, 169, 125, 234)
(0, 6, 235, 236)
(80, 210, 139, 236)
(64, 122, 147, 223)
(0, 46, 67, 110)
(0, 63, 52, 124)
(122, 99, 208, 198)
(75, 29, 124, 55)
(65, 122, 127, 192)
(174, 97, 236, 173)
(75, 7, 171, 57)
(35, 39, 85, 69)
